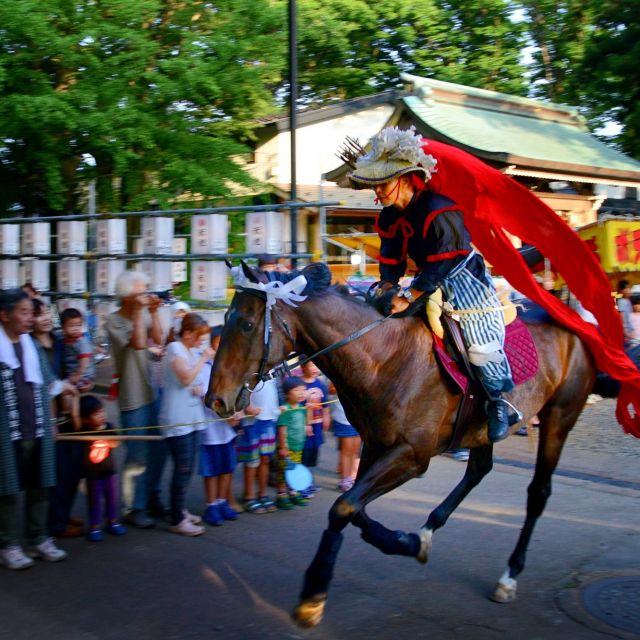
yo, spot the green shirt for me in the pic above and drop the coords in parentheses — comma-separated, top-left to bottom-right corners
(277, 403, 307, 452)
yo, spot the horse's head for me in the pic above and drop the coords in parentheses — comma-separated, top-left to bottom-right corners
(205, 261, 307, 418)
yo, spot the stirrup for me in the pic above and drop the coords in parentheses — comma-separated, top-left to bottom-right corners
(486, 397, 523, 428)
(499, 399, 523, 426)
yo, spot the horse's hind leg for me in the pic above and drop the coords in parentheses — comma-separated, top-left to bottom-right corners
(417, 444, 494, 563)
(492, 397, 583, 604)
(293, 442, 419, 628)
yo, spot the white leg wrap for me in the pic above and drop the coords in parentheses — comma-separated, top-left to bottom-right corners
(491, 568, 518, 603)
(416, 527, 433, 564)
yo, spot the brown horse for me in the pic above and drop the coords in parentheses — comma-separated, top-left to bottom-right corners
(206, 262, 595, 628)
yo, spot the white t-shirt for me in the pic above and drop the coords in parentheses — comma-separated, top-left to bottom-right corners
(198, 361, 236, 445)
(159, 341, 205, 438)
(330, 396, 350, 425)
(249, 378, 280, 421)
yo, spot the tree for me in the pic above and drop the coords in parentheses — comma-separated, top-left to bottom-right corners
(0, 0, 286, 215)
(518, 0, 598, 105)
(575, 1, 640, 157)
(288, 0, 528, 106)
(438, 0, 527, 95)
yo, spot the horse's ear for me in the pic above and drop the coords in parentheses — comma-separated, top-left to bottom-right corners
(241, 260, 262, 284)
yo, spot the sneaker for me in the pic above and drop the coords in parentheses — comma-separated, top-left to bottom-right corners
(309, 484, 322, 493)
(169, 517, 205, 536)
(338, 477, 354, 492)
(203, 504, 224, 526)
(28, 538, 67, 562)
(276, 494, 294, 510)
(0, 546, 34, 570)
(445, 449, 470, 462)
(218, 501, 239, 521)
(515, 426, 529, 437)
(125, 510, 156, 529)
(300, 488, 314, 499)
(106, 523, 127, 536)
(586, 393, 603, 405)
(183, 510, 203, 525)
(87, 529, 104, 542)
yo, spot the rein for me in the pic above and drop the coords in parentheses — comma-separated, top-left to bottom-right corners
(261, 312, 394, 381)
(235, 280, 418, 387)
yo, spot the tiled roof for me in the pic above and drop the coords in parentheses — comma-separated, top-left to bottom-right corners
(401, 75, 640, 179)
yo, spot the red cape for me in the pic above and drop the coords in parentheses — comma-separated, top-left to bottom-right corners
(422, 138, 640, 437)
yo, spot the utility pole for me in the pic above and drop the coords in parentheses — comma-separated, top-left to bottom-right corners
(289, 0, 298, 267)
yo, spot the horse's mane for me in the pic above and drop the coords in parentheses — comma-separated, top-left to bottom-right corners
(269, 263, 368, 304)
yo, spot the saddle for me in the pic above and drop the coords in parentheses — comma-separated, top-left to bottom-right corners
(425, 289, 538, 451)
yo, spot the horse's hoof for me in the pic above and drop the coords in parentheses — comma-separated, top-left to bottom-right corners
(490, 571, 517, 603)
(416, 527, 433, 564)
(292, 596, 327, 628)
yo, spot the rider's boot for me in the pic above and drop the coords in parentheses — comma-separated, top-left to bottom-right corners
(485, 394, 511, 443)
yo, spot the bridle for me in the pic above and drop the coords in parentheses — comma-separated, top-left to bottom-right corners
(234, 284, 298, 387)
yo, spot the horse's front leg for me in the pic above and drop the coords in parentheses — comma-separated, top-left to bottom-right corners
(418, 444, 494, 563)
(292, 442, 418, 628)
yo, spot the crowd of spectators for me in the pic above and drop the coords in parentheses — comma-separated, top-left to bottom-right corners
(0, 258, 362, 569)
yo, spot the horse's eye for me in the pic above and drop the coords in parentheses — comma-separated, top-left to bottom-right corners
(241, 320, 255, 332)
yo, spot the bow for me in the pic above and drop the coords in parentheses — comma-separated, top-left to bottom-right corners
(240, 275, 308, 309)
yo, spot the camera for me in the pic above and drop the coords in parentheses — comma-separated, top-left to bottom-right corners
(151, 289, 173, 302)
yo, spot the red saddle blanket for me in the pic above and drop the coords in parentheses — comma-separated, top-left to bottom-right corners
(433, 318, 539, 393)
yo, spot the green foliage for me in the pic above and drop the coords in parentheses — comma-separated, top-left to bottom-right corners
(0, 0, 286, 215)
(574, 1, 640, 157)
(289, 0, 527, 104)
(518, 0, 598, 104)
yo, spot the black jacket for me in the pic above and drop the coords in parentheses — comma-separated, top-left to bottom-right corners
(377, 190, 484, 294)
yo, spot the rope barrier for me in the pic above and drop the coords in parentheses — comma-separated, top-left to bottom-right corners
(55, 397, 339, 437)
(56, 434, 163, 441)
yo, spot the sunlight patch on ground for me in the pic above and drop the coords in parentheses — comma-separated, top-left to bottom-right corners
(202, 565, 229, 592)
(225, 563, 299, 629)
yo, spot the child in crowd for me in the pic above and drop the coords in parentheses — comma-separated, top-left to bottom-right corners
(58, 308, 95, 393)
(236, 375, 279, 514)
(197, 327, 240, 526)
(80, 395, 127, 542)
(329, 383, 361, 492)
(300, 362, 330, 495)
(276, 377, 311, 510)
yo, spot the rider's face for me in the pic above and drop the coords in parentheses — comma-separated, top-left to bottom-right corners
(373, 179, 401, 206)
(373, 176, 413, 208)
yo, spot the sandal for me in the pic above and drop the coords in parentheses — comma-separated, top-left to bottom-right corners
(259, 496, 278, 513)
(243, 499, 267, 514)
(276, 494, 294, 510)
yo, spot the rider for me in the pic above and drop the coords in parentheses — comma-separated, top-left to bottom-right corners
(342, 126, 518, 443)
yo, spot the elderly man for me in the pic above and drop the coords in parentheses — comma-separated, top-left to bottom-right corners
(106, 271, 166, 528)
(0, 288, 67, 569)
